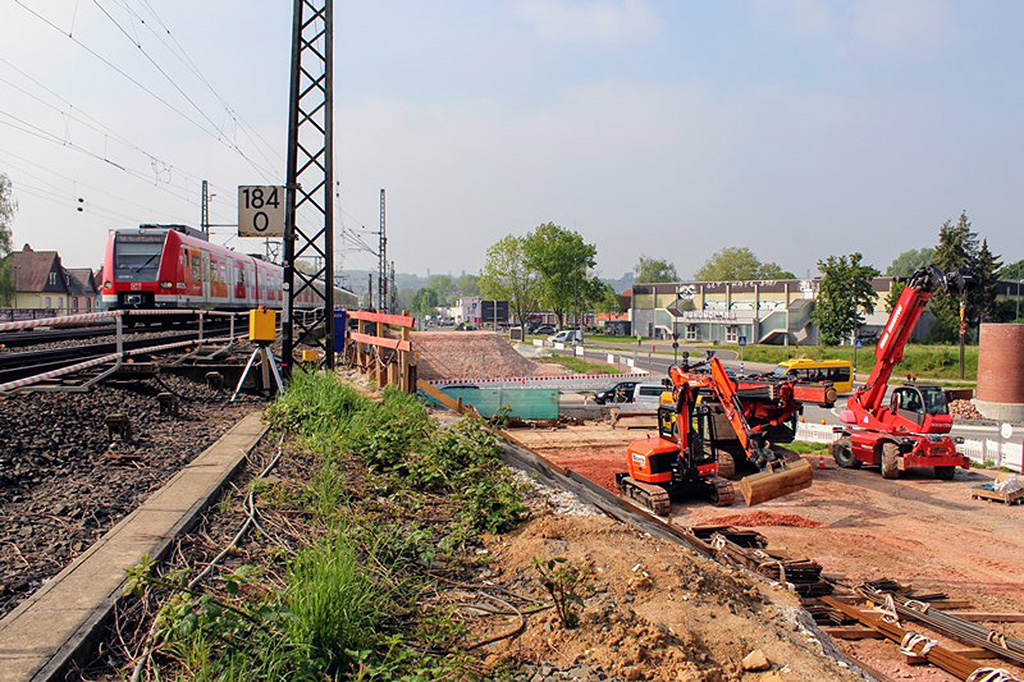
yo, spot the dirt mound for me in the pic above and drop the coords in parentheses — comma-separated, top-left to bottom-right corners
(413, 331, 542, 380)
(698, 511, 822, 528)
(479, 512, 858, 681)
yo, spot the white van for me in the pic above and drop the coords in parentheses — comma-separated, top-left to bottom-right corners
(631, 383, 670, 405)
(547, 329, 583, 345)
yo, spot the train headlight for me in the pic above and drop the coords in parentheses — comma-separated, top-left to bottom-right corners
(159, 280, 173, 289)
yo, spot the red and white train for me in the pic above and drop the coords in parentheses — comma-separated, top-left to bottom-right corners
(101, 224, 356, 311)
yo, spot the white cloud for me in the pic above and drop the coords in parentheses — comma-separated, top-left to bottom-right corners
(514, 0, 660, 45)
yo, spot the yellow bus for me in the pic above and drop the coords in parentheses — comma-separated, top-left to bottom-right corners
(774, 358, 854, 394)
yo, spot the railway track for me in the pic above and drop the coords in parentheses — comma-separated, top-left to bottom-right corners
(0, 322, 234, 386)
(0, 324, 119, 349)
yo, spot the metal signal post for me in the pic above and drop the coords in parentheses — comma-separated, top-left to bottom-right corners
(283, 0, 335, 373)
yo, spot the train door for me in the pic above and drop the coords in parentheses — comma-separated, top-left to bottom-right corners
(201, 252, 211, 304)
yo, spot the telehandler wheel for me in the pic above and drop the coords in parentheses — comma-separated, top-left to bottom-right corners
(934, 466, 957, 480)
(832, 437, 860, 469)
(881, 442, 900, 479)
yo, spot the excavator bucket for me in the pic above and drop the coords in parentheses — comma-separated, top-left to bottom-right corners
(738, 458, 813, 506)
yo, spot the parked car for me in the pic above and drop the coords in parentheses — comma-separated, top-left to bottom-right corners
(593, 381, 640, 405)
(631, 383, 672, 406)
(548, 329, 583, 345)
(531, 324, 556, 335)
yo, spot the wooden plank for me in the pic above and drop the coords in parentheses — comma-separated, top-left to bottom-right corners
(347, 310, 416, 328)
(823, 627, 886, 640)
(349, 331, 411, 352)
(416, 379, 465, 414)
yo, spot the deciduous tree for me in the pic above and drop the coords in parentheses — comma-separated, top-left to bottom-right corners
(812, 253, 880, 345)
(479, 235, 537, 327)
(886, 247, 934, 277)
(634, 255, 678, 283)
(694, 247, 795, 281)
(523, 223, 600, 326)
(410, 287, 439, 318)
(0, 174, 15, 306)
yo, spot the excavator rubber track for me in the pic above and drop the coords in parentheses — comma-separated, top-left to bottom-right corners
(708, 476, 736, 507)
(618, 476, 671, 516)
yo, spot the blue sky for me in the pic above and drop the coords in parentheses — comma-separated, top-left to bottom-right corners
(1, 0, 1021, 279)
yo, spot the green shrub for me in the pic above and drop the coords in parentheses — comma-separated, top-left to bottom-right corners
(344, 389, 432, 471)
(410, 418, 528, 533)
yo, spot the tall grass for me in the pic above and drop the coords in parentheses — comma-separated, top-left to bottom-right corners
(267, 369, 368, 435)
(287, 532, 389, 676)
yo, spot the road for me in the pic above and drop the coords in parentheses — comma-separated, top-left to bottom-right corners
(555, 345, 1013, 443)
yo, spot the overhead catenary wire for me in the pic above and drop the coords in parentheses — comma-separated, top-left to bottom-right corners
(113, 0, 285, 172)
(13, 0, 278, 183)
(89, 0, 277, 181)
(0, 59, 222, 192)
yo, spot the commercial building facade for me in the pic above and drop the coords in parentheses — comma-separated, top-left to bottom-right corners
(629, 277, 943, 344)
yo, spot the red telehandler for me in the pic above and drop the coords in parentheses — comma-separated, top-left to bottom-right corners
(831, 266, 970, 479)
(616, 354, 822, 514)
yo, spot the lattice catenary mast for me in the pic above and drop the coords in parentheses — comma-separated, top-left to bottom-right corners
(283, 0, 335, 370)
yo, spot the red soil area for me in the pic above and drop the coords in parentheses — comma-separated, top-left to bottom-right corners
(698, 511, 821, 528)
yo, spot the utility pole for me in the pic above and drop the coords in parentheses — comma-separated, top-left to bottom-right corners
(283, 0, 335, 372)
(388, 260, 397, 314)
(367, 273, 373, 310)
(200, 180, 209, 238)
(378, 188, 387, 311)
(958, 290, 967, 380)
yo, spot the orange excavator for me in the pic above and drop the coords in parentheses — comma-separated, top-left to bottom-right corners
(616, 354, 821, 514)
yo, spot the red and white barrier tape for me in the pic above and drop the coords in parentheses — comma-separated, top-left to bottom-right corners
(0, 308, 247, 333)
(423, 371, 651, 386)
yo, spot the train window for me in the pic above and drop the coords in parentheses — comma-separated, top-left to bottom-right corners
(114, 236, 163, 281)
(835, 367, 851, 382)
(191, 254, 201, 281)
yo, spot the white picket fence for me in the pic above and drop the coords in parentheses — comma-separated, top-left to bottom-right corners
(794, 422, 1023, 473)
(957, 438, 1023, 472)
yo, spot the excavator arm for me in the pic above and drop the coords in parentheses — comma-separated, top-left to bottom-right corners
(846, 266, 966, 428)
(671, 356, 812, 504)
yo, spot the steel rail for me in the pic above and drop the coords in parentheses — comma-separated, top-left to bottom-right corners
(0, 308, 246, 333)
(857, 586, 1024, 666)
(821, 596, 985, 680)
(0, 324, 233, 380)
(0, 333, 243, 392)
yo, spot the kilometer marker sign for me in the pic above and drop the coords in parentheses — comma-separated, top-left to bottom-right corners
(237, 185, 286, 237)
